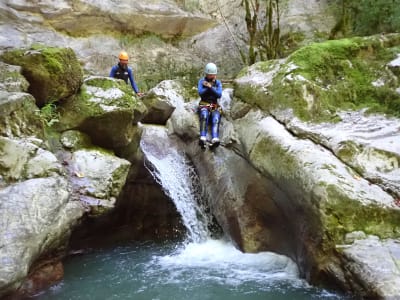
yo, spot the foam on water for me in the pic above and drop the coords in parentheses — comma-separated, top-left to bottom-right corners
(150, 239, 299, 286)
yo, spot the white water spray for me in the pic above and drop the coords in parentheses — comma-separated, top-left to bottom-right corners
(140, 126, 210, 243)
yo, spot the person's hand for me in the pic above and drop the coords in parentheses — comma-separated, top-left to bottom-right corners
(137, 92, 144, 97)
(203, 81, 212, 88)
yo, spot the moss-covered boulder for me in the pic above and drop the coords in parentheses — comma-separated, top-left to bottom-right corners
(0, 91, 43, 138)
(57, 76, 147, 149)
(60, 130, 93, 151)
(0, 46, 83, 107)
(235, 33, 400, 122)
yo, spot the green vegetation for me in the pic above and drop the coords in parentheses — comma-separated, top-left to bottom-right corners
(330, 0, 400, 38)
(37, 103, 60, 127)
(236, 34, 400, 122)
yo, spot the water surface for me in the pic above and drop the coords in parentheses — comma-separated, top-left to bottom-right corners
(34, 239, 351, 300)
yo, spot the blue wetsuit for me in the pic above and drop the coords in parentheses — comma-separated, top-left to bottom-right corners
(109, 63, 139, 93)
(197, 77, 222, 140)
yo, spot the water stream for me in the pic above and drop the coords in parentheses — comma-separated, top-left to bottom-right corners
(34, 127, 351, 299)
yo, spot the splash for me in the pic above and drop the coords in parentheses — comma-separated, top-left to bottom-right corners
(141, 128, 210, 243)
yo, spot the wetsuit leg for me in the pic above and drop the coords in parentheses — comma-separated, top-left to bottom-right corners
(211, 110, 221, 139)
(199, 107, 210, 138)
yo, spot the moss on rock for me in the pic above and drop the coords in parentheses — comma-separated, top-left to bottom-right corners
(235, 33, 400, 122)
(57, 76, 147, 149)
(0, 46, 83, 107)
(322, 184, 400, 244)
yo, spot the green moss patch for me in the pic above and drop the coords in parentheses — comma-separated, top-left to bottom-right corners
(236, 33, 400, 122)
(1, 45, 83, 107)
(322, 184, 400, 244)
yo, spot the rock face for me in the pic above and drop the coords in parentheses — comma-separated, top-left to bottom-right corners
(0, 91, 43, 139)
(0, 177, 84, 298)
(233, 34, 400, 297)
(0, 137, 60, 182)
(0, 0, 335, 80)
(0, 47, 138, 296)
(0, 0, 216, 38)
(339, 234, 400, 298)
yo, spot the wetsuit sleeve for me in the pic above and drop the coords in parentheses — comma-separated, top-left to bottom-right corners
(213, 80, 222, 98)
(128, 68, 139, 94)
(109, 65, 117, 78)
(198, 78, 208, 97)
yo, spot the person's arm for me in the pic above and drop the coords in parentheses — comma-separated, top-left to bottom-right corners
(198, 78, 208, 97)
(212, 80, 222, 98)
(109, 65, 117, 78)
(127, 68, 140, 94)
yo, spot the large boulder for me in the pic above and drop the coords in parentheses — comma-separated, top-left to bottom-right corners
(66, 149, 131, 216)
(0, 176, 84, 298)
(141, 80, 185, 124)
(57, 76, 147, 149)
(58, 129, 132, 216)
(1, 46, 83, 107)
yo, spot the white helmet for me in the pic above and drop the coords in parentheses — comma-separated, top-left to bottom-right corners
(204, 63, 218, 75)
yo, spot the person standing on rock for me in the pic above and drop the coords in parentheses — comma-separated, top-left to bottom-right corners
(110, 51, 144, 97)
(198, 62, 223, 149)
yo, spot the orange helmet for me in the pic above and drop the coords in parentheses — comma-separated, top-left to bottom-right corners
(118, 51, 129, 61)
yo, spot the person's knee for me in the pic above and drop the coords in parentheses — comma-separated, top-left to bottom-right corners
(199, 108, 209, 120)
(212, 111, 220, 124)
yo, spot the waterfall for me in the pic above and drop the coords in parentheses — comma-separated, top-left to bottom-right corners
(140, 126, 210, 243)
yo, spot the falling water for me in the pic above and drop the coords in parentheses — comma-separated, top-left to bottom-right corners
(140, 126, 210, 242)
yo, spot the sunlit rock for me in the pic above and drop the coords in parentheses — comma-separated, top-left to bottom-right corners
(141, 80, 185, 124)
(339, 235, 400, 298)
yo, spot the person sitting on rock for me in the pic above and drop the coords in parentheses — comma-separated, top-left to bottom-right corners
(110, 51, 144, 97)
(198, 62, 222, 149)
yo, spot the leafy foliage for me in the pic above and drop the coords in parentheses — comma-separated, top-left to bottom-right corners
(37, 103, 60, 127)
(330, 0, 400, 38)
